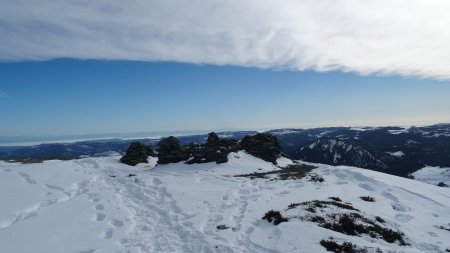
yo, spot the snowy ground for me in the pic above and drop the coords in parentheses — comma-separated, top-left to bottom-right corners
(1, 152, 449, 253)
(411, 167, 450, 187)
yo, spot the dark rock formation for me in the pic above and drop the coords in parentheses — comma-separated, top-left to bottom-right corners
(240, 133, 282, 164)
(186, 132, 239, 164)
(157, 136, 189, 164)
(207, 132, 220, 143)
(120, 142, 154, 166)
(156, 132, 281, 165)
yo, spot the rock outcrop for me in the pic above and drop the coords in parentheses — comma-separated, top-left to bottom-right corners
(120, 142, 154, 166)
(240, 133, 282, 164)
(157, 136, 189, 164)
(186, 132, 239, 164)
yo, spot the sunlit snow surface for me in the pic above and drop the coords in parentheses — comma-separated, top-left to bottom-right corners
(1, 152, 449, 253)
(412, 167, 450, 187)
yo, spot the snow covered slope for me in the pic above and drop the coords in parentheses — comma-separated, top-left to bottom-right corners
(1, 153, 449, 253)
(411, 167, 450, 187)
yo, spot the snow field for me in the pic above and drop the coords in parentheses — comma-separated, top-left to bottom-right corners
(0, 152, 449, 252)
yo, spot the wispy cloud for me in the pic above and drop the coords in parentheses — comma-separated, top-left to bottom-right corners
(1, 0, 450, 79)
(0, 90, 7, 98)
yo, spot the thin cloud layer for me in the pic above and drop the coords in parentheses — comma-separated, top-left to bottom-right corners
(1, 0, 450, 79)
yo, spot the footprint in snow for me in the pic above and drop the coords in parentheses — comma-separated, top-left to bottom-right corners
(95, 204, 105, 211)
(245, 226, 255, 235)
(382, 191, 399, 202)
(427, 232, 438, 237)
(109, 219, 124, 227)
(394, 213, 414, 222)
(391, 202, 411, 212)
(153, 178, 162, 185)
(358, 183, 375, 191)
(94, 213, 106, 221)
(101, 228, 113, 239)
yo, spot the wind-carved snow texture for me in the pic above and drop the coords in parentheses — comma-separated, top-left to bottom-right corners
(0, 152, 450, 253)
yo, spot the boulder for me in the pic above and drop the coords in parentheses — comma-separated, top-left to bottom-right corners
(157, 136, 189, 164)
(240, 133, 282, 164)
(186, 132, 239, 164)
(120, 142, 154, 166)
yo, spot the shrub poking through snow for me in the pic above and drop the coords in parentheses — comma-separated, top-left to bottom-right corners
(262, 210, 288, 225)
(240, 133, 282, 164)
(287, 200, 359, 211)
(157, 136, 189, 164)
(267, 199, 407, 245)
(320, 238, 383, 253)
(435, 224, 450, 232)
(120, 142, 154, 166)
(375, 216, 385, 223)
(321, 213, 405, 244)
(329, 197, 342, 202)
(437, 182, 449, 187)
(235, 164, 316, 180)
(216, 224, 229, 230)
(309, 173, 325, 182)
(360, 196, 375, 202)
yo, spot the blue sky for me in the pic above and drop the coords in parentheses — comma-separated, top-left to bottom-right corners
(1, 1, 450, 140)
(1, 60, 449, 137)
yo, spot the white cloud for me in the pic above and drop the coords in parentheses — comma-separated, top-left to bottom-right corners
(1, 0, 450, 79)
(0, 90, 7, 98)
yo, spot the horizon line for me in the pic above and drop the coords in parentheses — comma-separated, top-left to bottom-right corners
(1, 122, 448, 147)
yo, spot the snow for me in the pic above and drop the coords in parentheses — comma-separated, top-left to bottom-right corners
(349, 127, 377, 131)
(1, 153, 450, 253)
(387, 127, 409, 135)
(269, 129, 302, 135)
(333, 152, 341, 163)
(345, 144, 353, 153)
(411, 166, 450, 187)
(387, 151, 405, 158)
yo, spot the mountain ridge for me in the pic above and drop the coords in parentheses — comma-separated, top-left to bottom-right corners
(2, 124, 450, 177)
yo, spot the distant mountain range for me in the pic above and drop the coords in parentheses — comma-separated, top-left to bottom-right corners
(0, 131, 257, 161)
(269, 124, 450, 176)
(2, 124, 450, 177)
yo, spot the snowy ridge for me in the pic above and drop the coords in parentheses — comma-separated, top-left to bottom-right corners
(411, 167, 450, 187)
(1, 153, 450, 252)
(298, 138, 388, 169)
